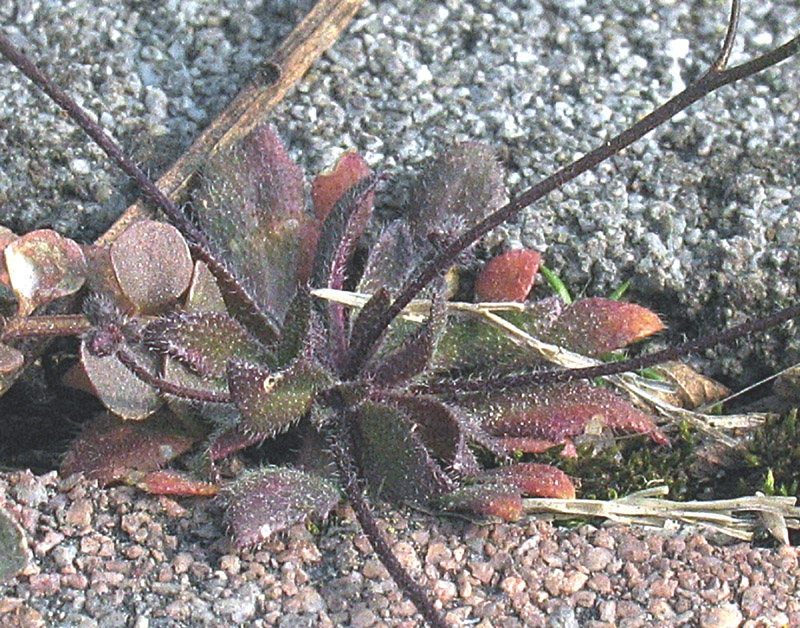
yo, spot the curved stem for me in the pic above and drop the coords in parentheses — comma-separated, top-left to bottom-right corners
(328, 410, 450, 628)
(346, 5, 800, 374)
(116, 346, 232, 403)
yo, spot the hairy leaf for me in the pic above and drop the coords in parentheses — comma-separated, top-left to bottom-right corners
(195, 124, 309, 324)
(144, 311, 267, 379)
(110, 220, 193, 313)
(431, 297, 564, 372)
(358, 221, 418, 295)
(389, 394, 479, 479)
(365, 297, 445, 387)
(227, 359, 332, 438)
(4, 229, 87, 316)
(468, 381, 668, 454)
(353, 401, 454, 503)
(407, 142, 505, 241)
(185, 260, 227, 313)
(544, 297, 665, 356)
(60, 411, 197, 485)
(222, 467, 339, 547)
(474, 249, 541, 303)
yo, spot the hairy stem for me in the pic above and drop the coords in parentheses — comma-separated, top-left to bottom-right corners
(115, 346, 231, 404)
(346, 2, 800, 373)
(328, 410, 450, 628)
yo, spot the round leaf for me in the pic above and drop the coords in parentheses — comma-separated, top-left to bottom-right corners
(110, 220, 193, 312)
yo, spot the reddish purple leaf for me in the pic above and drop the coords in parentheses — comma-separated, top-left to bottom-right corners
(110, 220, 193, 313)
(474, 249, 541, 303)
(222, 467, 339, 547)
(311, 150, 372, 221)
(438, 483, 523, 521)
(4, 229, 87, 316)
(389, 394, 480, 479)
(471, 381, 668, 454)
(545, 297, 665, 356)
(60, 411, 198, 486)
(479, 463, 576, 499)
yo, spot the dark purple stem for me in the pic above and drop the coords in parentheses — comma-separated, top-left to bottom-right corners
(116, 346, 232, 403)
(327, 409, 450, 628)
(346, 2, 800, 374)
(0, 30, 280, 340)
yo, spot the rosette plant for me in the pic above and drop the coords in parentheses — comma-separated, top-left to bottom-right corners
(1, 2, 800, 626)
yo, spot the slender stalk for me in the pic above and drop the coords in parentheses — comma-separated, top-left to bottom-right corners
(116, 346, 231, 404)
(328, 410, 450, 628)
(345, 5, 800, 374)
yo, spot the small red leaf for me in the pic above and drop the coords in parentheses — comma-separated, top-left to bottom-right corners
(439, 483, 523, 521)
(546, 297, 665, 356)
(128, 469, 217, 496)
(4, 229, 87, 315)
(474, 249, 541, 302)
(110, 220, 193, 313)
(480, 463, 576, 499)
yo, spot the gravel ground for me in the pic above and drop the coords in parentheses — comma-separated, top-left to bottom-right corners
(2, 470, 799, 628)
(2, 1, 800, 626)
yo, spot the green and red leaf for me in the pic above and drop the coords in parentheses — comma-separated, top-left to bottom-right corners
(194, 124, 310, 324)
(227, 359, 331, 438)
(469, 381, 668, 455)
(144, 311, 268, 379)
(60, 410, 198, 486)
(353, 400, 455, 503)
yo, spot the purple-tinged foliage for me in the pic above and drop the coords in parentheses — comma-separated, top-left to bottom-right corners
(222, 467, 339, 548)
(60, 411, 198, 486)
(2, 5, 800, 626)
